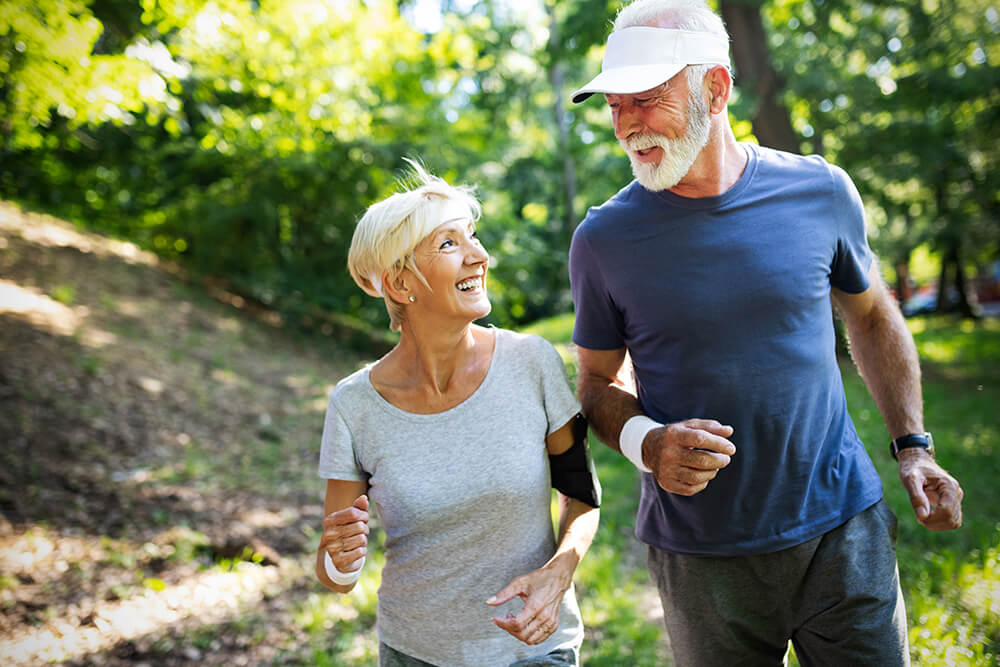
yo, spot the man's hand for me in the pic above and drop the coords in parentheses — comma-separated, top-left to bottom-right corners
(897, 449, 963, 530)
(642, 419, 736, 495)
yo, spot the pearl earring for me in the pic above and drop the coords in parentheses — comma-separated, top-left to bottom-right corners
(408, 296, 415, 303)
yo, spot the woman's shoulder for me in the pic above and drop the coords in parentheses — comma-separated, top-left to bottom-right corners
(492, 327, 562, 366)
(328, 364, 374, 406)
(493, 326, 546, 349)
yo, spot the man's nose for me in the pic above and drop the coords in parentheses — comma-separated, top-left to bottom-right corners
(613, 105, 641, 141)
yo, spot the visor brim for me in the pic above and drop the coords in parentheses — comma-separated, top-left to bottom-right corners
(570, 63, 687, 104)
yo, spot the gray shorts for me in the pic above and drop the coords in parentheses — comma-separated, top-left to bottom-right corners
(378, 642, 577, 667)
(647, 499, 909, 667)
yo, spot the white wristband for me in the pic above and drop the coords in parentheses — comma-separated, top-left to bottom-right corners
(620, 415, 660, 473)
(324, 551, 365, 586)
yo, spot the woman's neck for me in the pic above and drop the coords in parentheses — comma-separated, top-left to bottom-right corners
(396, 321, 480, 394)
(371, 322, 495, 413)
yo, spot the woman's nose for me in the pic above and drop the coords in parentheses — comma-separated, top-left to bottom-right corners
(467, 241, 489, 265)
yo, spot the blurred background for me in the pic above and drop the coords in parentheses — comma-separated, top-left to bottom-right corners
(1, 1, 997, 665)
(3, 0, 998, 330)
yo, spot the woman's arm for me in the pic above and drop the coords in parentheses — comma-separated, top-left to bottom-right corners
(546, 418, 601, 584)
(316, 478, 371, 594)
(488, 419, 600, 645)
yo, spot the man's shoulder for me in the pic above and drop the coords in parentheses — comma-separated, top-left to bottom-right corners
(753, 143, 861, 188)
(576, 180, 647, 235)
(751, 143, 834, 176)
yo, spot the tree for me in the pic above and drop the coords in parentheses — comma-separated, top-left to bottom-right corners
(720, 0, 800, 153)
(762, 0, 999, 317)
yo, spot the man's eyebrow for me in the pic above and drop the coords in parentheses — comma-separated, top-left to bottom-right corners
(607, 83, 670, 102)
(642, 83, 670, 97)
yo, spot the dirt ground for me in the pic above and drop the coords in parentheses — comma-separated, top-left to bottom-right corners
(0, 202, 370, 665)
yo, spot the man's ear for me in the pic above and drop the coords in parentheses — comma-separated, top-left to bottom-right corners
(706, 65, 733, 115)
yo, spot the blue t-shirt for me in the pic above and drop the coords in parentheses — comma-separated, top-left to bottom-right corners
(569, 144, 884, 556)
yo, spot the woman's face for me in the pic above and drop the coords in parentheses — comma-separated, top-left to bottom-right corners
(409, 211, 491, 324)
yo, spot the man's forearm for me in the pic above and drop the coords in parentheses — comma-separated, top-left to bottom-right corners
(578, 375, 644, 453)
(843, 295, 923, 438)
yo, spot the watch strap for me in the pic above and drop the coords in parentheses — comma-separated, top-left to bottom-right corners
(890, 432, 934, 460)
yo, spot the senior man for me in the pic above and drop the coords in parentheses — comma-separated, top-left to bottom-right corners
(568, 1, 964, 665)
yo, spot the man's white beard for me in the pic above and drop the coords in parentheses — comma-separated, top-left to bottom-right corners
(620, 88, 711, 192)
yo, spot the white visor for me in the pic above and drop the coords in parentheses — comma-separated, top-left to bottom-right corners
(571, 27, 731, 103)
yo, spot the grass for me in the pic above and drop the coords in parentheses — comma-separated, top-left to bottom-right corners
(8, 200, 992, 665)
(518, 313, 999, 665)
(287, 313, 997, 664)
(844, 316, 1000, 665)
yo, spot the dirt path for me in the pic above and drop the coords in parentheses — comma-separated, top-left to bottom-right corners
(0, 202, 371, 665)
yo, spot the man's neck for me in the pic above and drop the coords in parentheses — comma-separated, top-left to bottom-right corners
(668, 126, 747, 199)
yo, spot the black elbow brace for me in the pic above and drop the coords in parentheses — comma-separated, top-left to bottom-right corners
(549, 413, 602, 508)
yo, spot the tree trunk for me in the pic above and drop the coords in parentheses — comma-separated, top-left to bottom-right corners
(719, 1, 801, 154)
(546, 0, 578, 236)
(953, 251, 977, 318)
(895, 211, 914, 304)
(940, 242, 981, 319)
(895, 258, 911, 305)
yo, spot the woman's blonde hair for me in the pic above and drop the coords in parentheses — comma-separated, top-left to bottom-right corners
(348, 160, 481, 332)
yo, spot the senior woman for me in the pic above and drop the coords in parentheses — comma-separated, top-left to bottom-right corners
(315, 162, 601, 667)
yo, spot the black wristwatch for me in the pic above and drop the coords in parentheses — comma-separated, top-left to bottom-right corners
(890, 432, 934, 460)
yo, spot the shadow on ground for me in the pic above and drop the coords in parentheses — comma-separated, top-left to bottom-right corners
(0, 202, 374, 665)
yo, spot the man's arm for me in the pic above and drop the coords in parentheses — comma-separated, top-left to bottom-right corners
(576, 346, 735, 496)
(575, 346, 639, 451)
(832, 262, 963, 530)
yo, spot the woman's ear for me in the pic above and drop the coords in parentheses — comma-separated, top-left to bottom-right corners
(383, 272, 413, 305)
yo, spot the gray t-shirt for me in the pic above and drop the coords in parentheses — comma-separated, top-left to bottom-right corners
(318, 328, 584, 666)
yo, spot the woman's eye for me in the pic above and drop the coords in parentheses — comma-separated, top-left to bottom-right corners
(439, 239, 455, 249)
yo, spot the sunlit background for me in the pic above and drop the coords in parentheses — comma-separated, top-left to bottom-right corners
(1, 1, 998, 665)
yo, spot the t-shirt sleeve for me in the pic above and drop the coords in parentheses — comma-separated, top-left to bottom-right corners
(535, 337, 582, 435)
(569, 226, 626, 350)
(828, 164, 874, 294)
(317, 392, 368, 481)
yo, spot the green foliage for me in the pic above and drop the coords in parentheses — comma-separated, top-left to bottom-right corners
(520, 311, 575, 343)
(839, 314, 1000, 664)
(0, 0, 174, 155)
(51, 283, 77, 305)
(763, 0, 1000, 272)
(2, 0, 997, 334)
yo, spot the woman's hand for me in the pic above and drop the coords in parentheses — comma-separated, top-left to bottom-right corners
(319, 494, 370, 576)
(486, 555, 574, 645)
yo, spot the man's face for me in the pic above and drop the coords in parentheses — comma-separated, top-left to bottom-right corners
(605, 69, 711, 191)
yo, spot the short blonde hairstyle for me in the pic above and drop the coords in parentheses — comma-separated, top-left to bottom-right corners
(348, 160, 482, 332)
